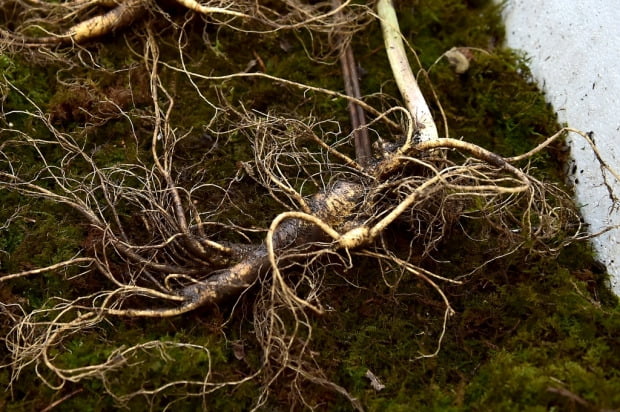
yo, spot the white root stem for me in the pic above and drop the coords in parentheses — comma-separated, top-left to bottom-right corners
(377, 0, 438, 144)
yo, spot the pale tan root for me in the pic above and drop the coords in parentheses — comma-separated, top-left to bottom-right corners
(65, 0, 145, 43)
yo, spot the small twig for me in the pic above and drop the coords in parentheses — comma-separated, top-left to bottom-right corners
(342, 45, 372, 164)
(332, 0, 371, 165)
(546, 386, 593, 409)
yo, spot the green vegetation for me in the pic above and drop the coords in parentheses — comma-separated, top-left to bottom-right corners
(1, 0, 618, 410)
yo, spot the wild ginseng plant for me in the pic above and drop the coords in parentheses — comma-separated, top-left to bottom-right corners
(0, 0, 615, 409)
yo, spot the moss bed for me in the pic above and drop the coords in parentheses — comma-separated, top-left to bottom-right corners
(1, 0, 619, 410)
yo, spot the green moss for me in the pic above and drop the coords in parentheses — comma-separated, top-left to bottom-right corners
(0, 54, 57, 111)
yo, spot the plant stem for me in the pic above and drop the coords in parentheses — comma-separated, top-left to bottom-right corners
(377, 0, 438, 142)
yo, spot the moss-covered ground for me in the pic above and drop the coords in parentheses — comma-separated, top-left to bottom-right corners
(1, 0, 619, 410)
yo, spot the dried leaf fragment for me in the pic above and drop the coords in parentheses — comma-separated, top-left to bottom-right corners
(232, 340, 246, 361)
(445, 47, 471, 74)
(365, 369, 385, 391)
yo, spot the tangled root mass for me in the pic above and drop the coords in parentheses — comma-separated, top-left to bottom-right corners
(0, 0, 610, 409)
